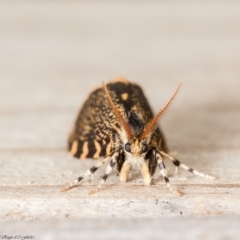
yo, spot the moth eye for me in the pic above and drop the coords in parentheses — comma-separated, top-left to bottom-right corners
(125, 143, 131, 152)
(141, 144, 148, 153)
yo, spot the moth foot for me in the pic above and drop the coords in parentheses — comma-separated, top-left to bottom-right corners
(143, 177, 152, 186)
(119, 176, 128, 183)
(209, 175, 217, 180)
(61, 185, 71, 192)
(89, 188, 99, 195)
(173, 190, 183, 197)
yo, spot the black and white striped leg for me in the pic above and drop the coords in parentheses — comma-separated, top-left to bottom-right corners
(168, 151, 179, 175)
(61, 156, 111, 192)
(159, 151, 216, 180)
(89, 158, 116, 195)
(157, 154, 182, 196)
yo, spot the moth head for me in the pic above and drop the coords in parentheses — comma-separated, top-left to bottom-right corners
(124, 138, 148, 156)
(103, 81, 182, 156)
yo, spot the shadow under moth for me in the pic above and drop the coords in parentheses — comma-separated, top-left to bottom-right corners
(62, 77, 216, 196)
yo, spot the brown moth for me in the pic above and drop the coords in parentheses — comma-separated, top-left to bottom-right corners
(62, 77, 216, 195)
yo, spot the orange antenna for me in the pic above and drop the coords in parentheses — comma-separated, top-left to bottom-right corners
(140, 82, 182, 140)
(103, 82, 134, 140)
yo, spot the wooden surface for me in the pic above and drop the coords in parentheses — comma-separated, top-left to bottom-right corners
(1, 217, 240, 240)
(0, 0, 240, 239)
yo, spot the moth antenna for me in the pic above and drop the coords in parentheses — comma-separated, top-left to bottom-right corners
(140, 82, 182, 140)
(103, 81, 134, 140)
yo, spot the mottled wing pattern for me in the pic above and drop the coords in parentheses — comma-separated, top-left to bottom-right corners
(68, 87, 115, 159)
(68, 78, 168, 159)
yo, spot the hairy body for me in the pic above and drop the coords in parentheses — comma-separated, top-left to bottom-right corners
(63, 77, 216, 195)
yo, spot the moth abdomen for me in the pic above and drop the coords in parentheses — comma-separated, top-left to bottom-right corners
(69, 138, 112, 159)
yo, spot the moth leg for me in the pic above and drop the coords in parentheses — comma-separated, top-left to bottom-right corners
(159, 151, 216, 180)
(157, 154, 182, 196)
(61, 156, 110, 192)
(144, 148, 158, 185)
(169, 151, 179, 175)
(140, 161, 151, 186)
(119, 161, 132, 183)
(89, 158, 116, 195)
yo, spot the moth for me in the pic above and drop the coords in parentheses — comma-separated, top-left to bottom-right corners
(62, 77, 216, 196)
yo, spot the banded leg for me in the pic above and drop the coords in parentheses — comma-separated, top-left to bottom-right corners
(175, 166, 179, 175)
(140, 161, 151, 186)
(119, 161, 131, 183)
(157, 154, 182, 196)
(89, 158, 116, 195)
(61, 156, 110, 192)
(159, 151, 216, 180)
(169, 151, 179, 175)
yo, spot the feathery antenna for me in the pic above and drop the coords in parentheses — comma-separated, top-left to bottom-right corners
(103, 82, 134, 140)
(140, 82, 182, 140)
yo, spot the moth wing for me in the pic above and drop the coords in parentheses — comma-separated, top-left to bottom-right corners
(68, 87, 114, 159)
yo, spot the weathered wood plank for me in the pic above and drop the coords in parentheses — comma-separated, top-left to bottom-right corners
(0, 149, 240, 220)
(1, 217, 239, 240)
(1, 185, 240, 220)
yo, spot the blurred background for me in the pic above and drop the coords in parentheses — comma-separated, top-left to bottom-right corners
(0, 1, 239, 150)
(1, 1, 240, 229)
